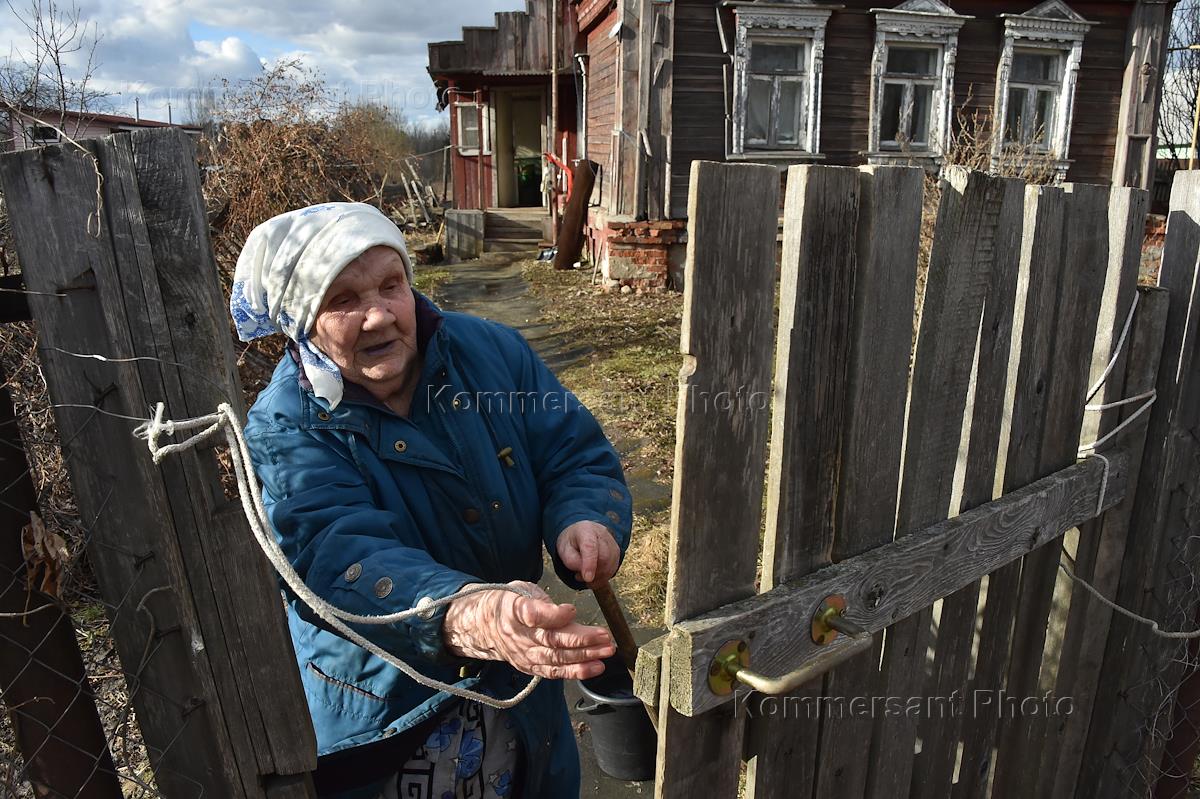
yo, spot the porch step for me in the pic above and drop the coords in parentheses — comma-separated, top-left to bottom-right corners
(484, 238, 541, 254)
(485, 210, 546, 241)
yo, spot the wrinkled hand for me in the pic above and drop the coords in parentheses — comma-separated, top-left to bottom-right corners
(556, 520, 621, 586)
(443, 581, 614, 680)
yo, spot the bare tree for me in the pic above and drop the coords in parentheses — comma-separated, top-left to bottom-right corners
(1, 0, 108, 149)
(1159, 0, 1200, 168)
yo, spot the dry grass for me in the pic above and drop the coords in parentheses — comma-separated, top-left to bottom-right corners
(517, 263, 681, 625)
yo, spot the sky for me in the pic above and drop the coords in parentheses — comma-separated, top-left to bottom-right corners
(2, 0, 526, 125)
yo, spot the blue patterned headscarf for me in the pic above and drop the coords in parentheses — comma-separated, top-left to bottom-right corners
(230, 203, 412, 410)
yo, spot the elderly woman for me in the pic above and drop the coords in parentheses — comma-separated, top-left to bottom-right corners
(232, 203, 633, 799)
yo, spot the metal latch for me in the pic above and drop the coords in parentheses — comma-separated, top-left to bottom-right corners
(707, 595, 875, 696)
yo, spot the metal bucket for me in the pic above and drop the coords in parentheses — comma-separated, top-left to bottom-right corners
(574, 656, 657, 782)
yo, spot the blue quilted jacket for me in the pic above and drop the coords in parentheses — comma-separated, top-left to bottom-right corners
(244, 291, 633, 798)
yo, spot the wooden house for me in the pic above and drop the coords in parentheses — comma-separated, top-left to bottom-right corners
(429, 0, 1171, 286)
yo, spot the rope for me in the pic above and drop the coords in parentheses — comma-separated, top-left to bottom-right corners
(1066, 291, 1195, 640)
(135, 402, 540, 709)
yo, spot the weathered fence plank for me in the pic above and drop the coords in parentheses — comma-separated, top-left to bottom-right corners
(129, 128, 317, 777)
(1048, 286, 1169, 798)
(866, 169, 1015, 799)
(909, 168, 1024, 799)
(991, 183, 1114, 797)
(1079, 170, 1200, 798)
(654, 161, 779, 799)
(0, 130, 317, 798)
(802, 166, 922, 799)
(0, 136, 243, 798)
(1036, 186, 1151, 797)
(747, 164, 861, 799)
(954, 183, 1066, 799)
(668, 450, 1130, 717)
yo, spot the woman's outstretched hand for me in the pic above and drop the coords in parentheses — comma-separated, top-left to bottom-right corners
(443, 581, 615, 680)
(556, 520, 621, 586)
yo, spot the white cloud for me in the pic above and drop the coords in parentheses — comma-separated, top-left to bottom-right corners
(1, 0, 526, 123)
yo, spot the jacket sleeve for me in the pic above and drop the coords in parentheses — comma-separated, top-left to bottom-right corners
(497, 325, 634, 590)
(247, 424, 478, 666)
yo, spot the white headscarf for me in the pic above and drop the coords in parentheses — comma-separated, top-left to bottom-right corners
(230, 203, 412, 410)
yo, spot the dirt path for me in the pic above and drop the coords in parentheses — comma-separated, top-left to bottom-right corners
(419, 254, 661, 798)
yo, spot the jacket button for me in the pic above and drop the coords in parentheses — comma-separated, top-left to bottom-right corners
(606, 510, 621, 525)
(490, 501, 502, 512)
(317, 410, 331, 421)
(374, 577, 394, 598)
(452, 398, 462, 409)
(394, 440, 407, 453)
(463, 508, 481, 524)
(344, 563, 362, 583)
(610, 489, 623, 501)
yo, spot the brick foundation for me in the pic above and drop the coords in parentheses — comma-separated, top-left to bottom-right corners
(585, 210, 687, 291)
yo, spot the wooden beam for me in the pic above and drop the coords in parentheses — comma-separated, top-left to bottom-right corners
(1111, 0, 1172, 190)
(666, 450, 1130, 718)
(654, 161, 779, 799)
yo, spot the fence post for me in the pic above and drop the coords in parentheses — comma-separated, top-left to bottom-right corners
(0, 378, 122, 798)
(0, 128, 317, 798)
(1080, 170, 1200, 797)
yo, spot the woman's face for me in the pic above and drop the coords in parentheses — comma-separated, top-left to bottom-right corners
(309, 245, 419, 404)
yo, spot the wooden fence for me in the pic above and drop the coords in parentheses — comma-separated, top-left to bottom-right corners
(0, 129, 1198, 799)
(633, 162, 1200, 799)
(0, 129, 318, 797)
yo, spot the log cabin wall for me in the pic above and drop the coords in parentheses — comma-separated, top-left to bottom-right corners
(666, 0, 1137, 218)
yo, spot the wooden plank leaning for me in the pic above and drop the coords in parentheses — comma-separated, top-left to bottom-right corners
(953, 182, 1067, 799)
(746, 164, 864, 799)
(0, 134, 245, 796)
(1036, 187, 1152, 797)
(653, 161, 779, 799)
(865, 169, 1017, 799)
(128, 128, 318, 786)
(1078, 171, 1200, 798)
(910, 169, 1024, 799)
(0, 130, 318, 798)
(990, 183, 1115, 797)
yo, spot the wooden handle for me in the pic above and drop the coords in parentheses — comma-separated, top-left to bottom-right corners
(592, 580, 639, 673)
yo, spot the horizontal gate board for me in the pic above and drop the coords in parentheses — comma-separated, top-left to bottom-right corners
(666, 450, 1130, 717)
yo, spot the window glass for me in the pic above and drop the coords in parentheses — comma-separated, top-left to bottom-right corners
(881, 83, 904, 143)
(746, 78, 772, 144)
(750, 42, 804, 73)
(1033, 89, 1055, 144)
(886, 47, 938, 76)
(1005, 87, 1028, 144)
(458, 107, 480, 150)
(910, 85, 933, 144)
(1012, 52, 1060, 82)
(777, 80, 803, 145)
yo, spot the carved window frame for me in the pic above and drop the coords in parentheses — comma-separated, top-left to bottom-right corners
(993, 0, 1094, 178)
(867, 0, 970, 164)
(727, 2, 835, 158)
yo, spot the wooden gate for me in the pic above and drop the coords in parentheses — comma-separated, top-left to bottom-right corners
(633, 163, 1200, 799)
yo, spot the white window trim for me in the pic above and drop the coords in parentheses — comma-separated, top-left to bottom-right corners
(25, 124, 60, 145)
(454, 102, 492, 157)
(867, 0, 970, 163)
(727, 2, 834, 158)
(993, 0, 1094, 179)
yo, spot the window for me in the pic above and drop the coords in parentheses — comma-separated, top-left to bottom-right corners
(1003, 51, 1063, 149)
(868, 0, 969, 163)
(993, 0, 1093, 176)
(728, 2, 834, 158)
(879, 46, 940, 150)
(455, 103, 490, 155)
(25, 124, 58, 144)
(746, 40, 807, 149)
